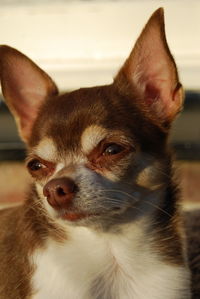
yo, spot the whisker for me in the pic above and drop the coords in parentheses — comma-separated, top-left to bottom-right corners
(140, 200, 172, 218)
(97, 189, 139, 202)
(97, 188, 172, 218)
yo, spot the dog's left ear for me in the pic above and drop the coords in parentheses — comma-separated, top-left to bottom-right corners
(114, 8, 183, 126)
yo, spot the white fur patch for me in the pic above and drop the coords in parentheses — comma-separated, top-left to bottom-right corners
(31, 221, 191, 299)
(81, 125, 108, 154)
(34, 138, 57, 161)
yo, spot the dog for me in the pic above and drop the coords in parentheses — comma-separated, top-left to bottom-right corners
(0, 7, 194, 299)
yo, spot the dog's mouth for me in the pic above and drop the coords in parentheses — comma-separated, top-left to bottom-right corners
(61, 211, 100, 222)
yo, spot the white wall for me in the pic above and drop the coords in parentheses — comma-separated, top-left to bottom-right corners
(1, 0, 200, 90)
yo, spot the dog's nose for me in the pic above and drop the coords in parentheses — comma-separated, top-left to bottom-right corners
(43, 177, 78, 209)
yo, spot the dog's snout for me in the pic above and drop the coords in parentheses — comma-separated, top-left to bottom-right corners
(43, 177, 78, 209)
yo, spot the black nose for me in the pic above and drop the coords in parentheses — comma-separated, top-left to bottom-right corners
(43, 177, 78, 209)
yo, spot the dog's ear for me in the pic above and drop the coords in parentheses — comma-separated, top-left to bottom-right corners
(114, 8, 183, 126)
(0, 46, 58, 142)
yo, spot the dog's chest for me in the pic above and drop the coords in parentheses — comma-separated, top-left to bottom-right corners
(31, 226, 188, 299)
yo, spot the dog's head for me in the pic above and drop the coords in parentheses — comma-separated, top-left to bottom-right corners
(0, 8, 183, 230)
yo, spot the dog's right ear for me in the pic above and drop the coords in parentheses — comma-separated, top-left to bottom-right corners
(0, 45, 58, 142)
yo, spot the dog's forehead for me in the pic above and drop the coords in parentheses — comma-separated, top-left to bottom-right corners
(30, 84, 153, 155)
(48, 88, 108, 151)
(34, 86, 109, 143)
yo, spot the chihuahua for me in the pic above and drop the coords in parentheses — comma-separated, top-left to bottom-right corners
(0, 8, 193, 299)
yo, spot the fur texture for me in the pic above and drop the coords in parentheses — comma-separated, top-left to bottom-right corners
(0, 8, 194, 299)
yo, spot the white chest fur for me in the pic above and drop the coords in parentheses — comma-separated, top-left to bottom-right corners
(31, 224, 190, 299)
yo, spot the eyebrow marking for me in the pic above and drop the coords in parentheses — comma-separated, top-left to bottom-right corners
(34, 138, 57, 161)
(81, 125, 108, 154)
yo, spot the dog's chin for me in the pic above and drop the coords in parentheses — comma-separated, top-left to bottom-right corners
(52, 205, 140, 231)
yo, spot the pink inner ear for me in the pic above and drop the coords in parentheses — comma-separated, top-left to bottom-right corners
(14, 92, 45, 135)
(144, 79, 183, 121)
(144, 83, 160, 105)
(3, 66, 51, 140)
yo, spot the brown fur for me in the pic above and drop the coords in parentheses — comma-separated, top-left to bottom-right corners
(0, 7, 194, 298)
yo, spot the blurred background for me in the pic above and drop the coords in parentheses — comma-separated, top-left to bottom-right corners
(0, 0, 199, 208)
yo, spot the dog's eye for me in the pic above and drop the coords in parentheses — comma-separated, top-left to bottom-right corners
(27, 158, 55, 179)
(27, 159, 44, 171)
(103, 143, 124, 156)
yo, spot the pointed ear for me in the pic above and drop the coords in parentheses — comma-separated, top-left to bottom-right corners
(114, 8, 183, 126)
(0, 45, 58, 142)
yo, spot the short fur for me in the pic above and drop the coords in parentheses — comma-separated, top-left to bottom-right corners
(0, 7, 197, 299)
